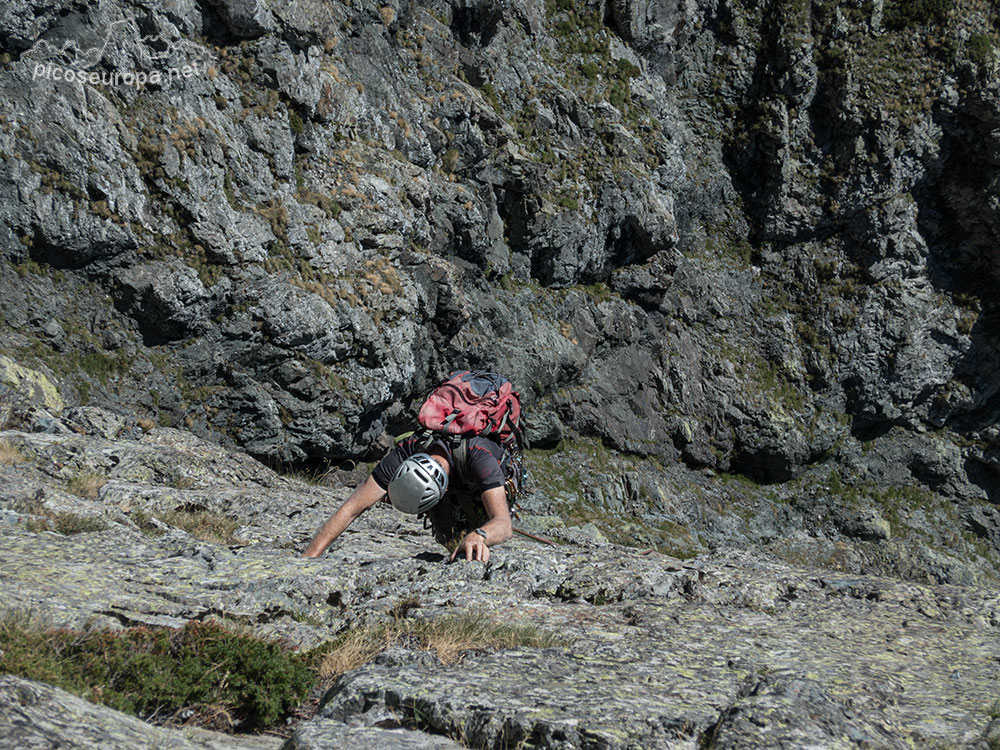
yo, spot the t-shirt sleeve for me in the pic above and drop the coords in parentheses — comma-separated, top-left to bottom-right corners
(371, 439, 416, 489)
(466, 440, 505, 492)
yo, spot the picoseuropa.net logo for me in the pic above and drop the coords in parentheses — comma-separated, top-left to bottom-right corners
(23, 19, 208, 90)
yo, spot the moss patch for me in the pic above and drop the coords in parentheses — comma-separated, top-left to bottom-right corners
(0, 354, 66, 413)
(524, 438, 703, 557)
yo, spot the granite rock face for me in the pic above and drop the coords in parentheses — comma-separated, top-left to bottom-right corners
(2, 0, 1000, 745)
(0, 0, 997, 505)
(1, 408, 999, 748)
(0, 675, 284, 750)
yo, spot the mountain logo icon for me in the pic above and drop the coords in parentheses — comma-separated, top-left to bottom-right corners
(22, 20, 207, 71)
(135, 35, 207, 67)
(23, 18, 209, 89)
(23, 19, 131, 70)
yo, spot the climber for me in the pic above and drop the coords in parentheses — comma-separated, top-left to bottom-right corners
(302, 433, 513, 563)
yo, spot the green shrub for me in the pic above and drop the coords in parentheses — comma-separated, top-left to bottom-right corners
(882, 0, 952, 29)
(0, 617, 313, 731)
(615, 58, 640, 79)
(967, 34, 995, 68)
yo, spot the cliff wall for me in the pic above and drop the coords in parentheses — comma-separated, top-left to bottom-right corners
(2, 0, 1000, 745)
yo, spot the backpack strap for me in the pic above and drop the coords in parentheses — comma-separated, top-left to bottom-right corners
(452, 438, 470, 485)
(495, 407, 510, 442)
(508, 414, 526, 449)
(413, 428, 435, 451)
(450, 438, 485, 527)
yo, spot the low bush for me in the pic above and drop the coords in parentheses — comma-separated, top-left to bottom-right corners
(0, 610, 564, 732)
(882, 0, 952, 29)
(0, 616, 313, 731)
(967, 34, 996, 69)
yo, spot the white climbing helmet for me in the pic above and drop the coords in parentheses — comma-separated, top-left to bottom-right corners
(387, 453, 448, 514)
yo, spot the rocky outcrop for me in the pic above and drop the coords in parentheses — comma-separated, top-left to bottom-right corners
(1, 406, 999, 748)
(2, 0, 1000, 744)
(0, 676, 284, 750)
(0, 0, 997, 506)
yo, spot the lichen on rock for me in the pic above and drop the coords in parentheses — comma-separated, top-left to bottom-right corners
(1, 406, 999, 747)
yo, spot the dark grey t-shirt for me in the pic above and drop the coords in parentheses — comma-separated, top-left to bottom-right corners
(372, 435, 505, 496)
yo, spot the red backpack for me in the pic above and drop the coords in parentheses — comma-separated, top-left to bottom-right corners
(414, 370, 527, 499)
(417, 370, 523, 445)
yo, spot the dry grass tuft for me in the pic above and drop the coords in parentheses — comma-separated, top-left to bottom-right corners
(0, 440, 26, 466)
(159, 509, 242, 545)
(316, 611, 565, 684)
(317, 627, 387, 682)
(21, 509, 109, 535)
(49, 513, 109, 535)
(66, 471, 107, 499)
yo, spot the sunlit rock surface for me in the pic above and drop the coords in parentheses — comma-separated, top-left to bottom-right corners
(2, 0, 1000, 745)
(1, 408, 998, 748)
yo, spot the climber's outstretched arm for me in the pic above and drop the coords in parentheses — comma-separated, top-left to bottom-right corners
(302, 475, 386, 557)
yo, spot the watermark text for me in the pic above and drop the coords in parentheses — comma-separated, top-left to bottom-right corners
(31, 60, 203, 89)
